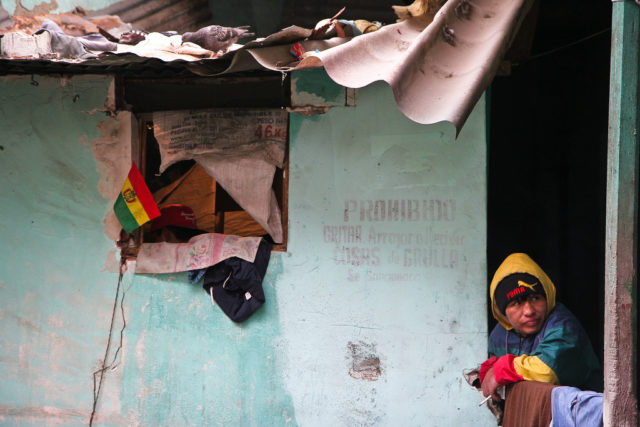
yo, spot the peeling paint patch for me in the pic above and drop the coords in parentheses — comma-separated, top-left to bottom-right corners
(291, 69, 343, 105)
(12, 0, 58, 16)
(287, 105, 331, 116)
(102, 249, 120, 273)
(135, 329, 146, 371)
(90, 111, 134, 241)
(347, 341, 382, 381)
(0, 404, 85, 419)
(75, 79, 115, 115)
(291, 89, 331, 106)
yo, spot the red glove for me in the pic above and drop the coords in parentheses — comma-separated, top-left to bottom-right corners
(492, 354, 524, 385)
(479, 355, 498, 383)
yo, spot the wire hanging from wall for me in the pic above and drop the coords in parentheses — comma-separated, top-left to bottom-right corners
(89, 242, 130, 426)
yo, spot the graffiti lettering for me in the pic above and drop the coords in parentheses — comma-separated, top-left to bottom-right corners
(367, 226, 413, 247)
(344, 199, 456, 222)
(323, 225, 362, 243)
(366, 271, 419, 282)
(334, 246, 381, 266)
(403, 248, 459, 269)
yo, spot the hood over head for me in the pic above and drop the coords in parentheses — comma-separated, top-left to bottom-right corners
(489, 253, 556, 330)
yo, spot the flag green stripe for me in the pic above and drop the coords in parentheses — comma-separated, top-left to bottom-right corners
(122, 177, 151, 225)
(114, 193, 140, 233)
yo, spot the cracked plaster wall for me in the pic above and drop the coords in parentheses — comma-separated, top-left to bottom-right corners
(277, 70, 494, 426)
(0, 68, 494, 426)
(0, 74, 123, 426)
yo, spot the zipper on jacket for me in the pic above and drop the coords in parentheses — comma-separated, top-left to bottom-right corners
(518, 335, 524, 355)
(505, 329, 525, 356)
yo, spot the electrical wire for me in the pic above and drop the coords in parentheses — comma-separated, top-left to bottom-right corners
(514, 27, 611, 66)
(89, 252, 129, 426)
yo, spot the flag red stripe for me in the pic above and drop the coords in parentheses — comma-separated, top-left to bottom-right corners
(126, 162, 160, 218)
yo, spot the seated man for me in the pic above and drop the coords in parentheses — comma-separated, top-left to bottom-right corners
(480, 253, 602, 401)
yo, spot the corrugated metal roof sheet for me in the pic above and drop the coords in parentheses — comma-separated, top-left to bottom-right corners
(312, 0, 535, 133)
(90, 0, 213, 33)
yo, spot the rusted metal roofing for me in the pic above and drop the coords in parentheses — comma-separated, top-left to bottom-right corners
(0, 0, 534, 133)
(90, 0, 213, 33)
(0, 0, 213, 34)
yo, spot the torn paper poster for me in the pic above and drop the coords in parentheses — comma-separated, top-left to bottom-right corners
(135, 232, 262, 274)
(151, 108, 286, 243)
(196, 154, 283, 243)
(1, 31, 52, 57)
(152, 108, 287, 173)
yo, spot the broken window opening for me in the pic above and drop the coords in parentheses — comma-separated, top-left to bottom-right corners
(136, 112, 288, 253)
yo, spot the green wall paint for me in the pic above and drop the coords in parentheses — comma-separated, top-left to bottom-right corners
(0, 75, 118, 426)
(278, 70, 492, 425)
(0, 69, 493, 425)
(291, 68, 346, 108)
(114, 265, 296, 426)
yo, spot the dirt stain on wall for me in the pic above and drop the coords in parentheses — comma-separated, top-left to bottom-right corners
(347, 341, 382, 381)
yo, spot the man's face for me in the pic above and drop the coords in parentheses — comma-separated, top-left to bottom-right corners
(505, 294, 547, 335)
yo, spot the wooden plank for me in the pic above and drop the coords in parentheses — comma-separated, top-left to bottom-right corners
(605, 2, 639, 426)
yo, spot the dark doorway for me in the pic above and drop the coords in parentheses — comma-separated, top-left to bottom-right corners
(487, 1, 612, 363)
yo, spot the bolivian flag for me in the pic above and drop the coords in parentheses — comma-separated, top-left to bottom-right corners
(113, 162, 160, 233)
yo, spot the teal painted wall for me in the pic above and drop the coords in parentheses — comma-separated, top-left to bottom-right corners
(0, 75, 120, 425)
(281, 71, 491, 425)
(0, 70, 492, 426)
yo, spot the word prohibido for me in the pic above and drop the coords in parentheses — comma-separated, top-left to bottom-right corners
(344, 199, 456, 222)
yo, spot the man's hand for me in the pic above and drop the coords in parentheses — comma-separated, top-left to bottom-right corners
(480, 367, 502, 401)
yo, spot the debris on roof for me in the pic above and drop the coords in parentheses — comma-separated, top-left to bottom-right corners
(2, 11, 130, 37)
(0, 9, 372, 63)
(392, 0, 446, 26)
(0, 0, 535, 134)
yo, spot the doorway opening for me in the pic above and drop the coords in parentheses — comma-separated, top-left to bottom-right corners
(487, 1, 611, 366)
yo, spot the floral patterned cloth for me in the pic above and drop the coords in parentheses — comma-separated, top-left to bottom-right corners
(135, 233, 262, 274)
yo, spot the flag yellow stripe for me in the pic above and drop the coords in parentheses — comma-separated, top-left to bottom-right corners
(122, 177, 151, 225)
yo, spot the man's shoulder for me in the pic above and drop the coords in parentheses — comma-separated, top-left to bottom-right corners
(542, 302, 587, 335)
(488, 323, 508, 349)
(546, 302, 580, 324)
(489, 322, 507, 336)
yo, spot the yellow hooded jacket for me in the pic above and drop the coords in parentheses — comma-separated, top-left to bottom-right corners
(484, 253, 602, 391)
